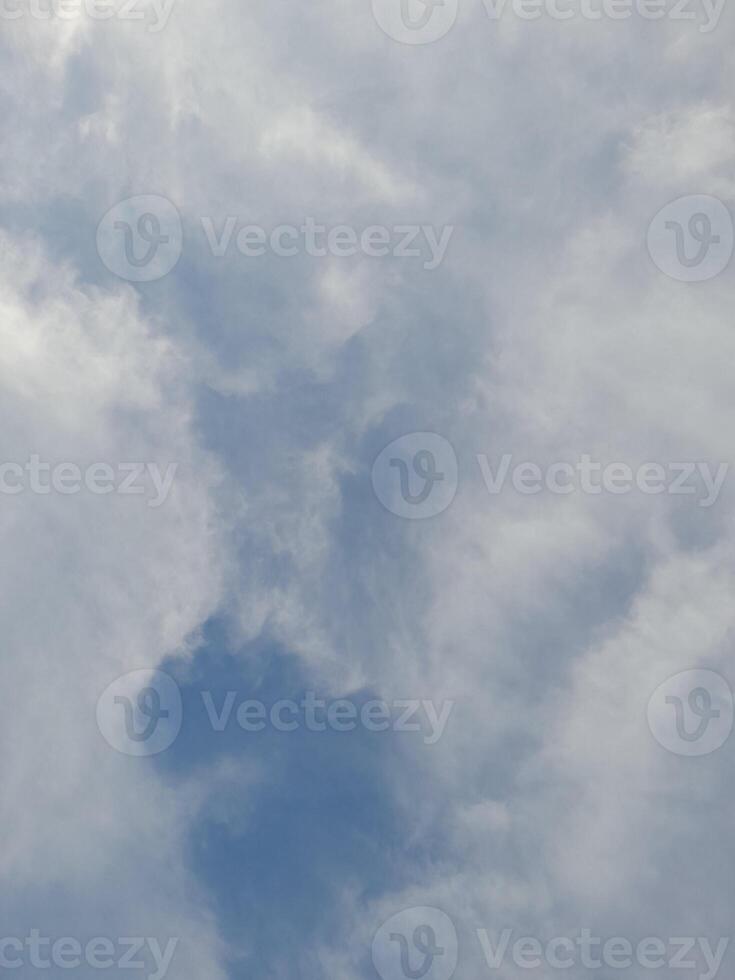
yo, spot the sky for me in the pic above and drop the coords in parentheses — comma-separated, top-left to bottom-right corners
(1, 1, 735, 978)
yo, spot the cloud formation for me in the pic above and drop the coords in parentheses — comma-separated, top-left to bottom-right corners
(1, 1, 734, 978)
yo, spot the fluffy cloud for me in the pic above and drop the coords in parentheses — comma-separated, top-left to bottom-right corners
(0, 233, 228, 976)
(2, 1, 734, 977)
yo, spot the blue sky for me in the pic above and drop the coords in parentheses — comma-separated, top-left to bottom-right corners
(1, 1, 735, 978)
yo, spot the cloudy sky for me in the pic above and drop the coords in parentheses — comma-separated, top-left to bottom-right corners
(2, 0, 735, 978)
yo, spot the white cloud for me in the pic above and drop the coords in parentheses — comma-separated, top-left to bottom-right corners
(0, 233, 228, 976)
(3, 2, 735, 975)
